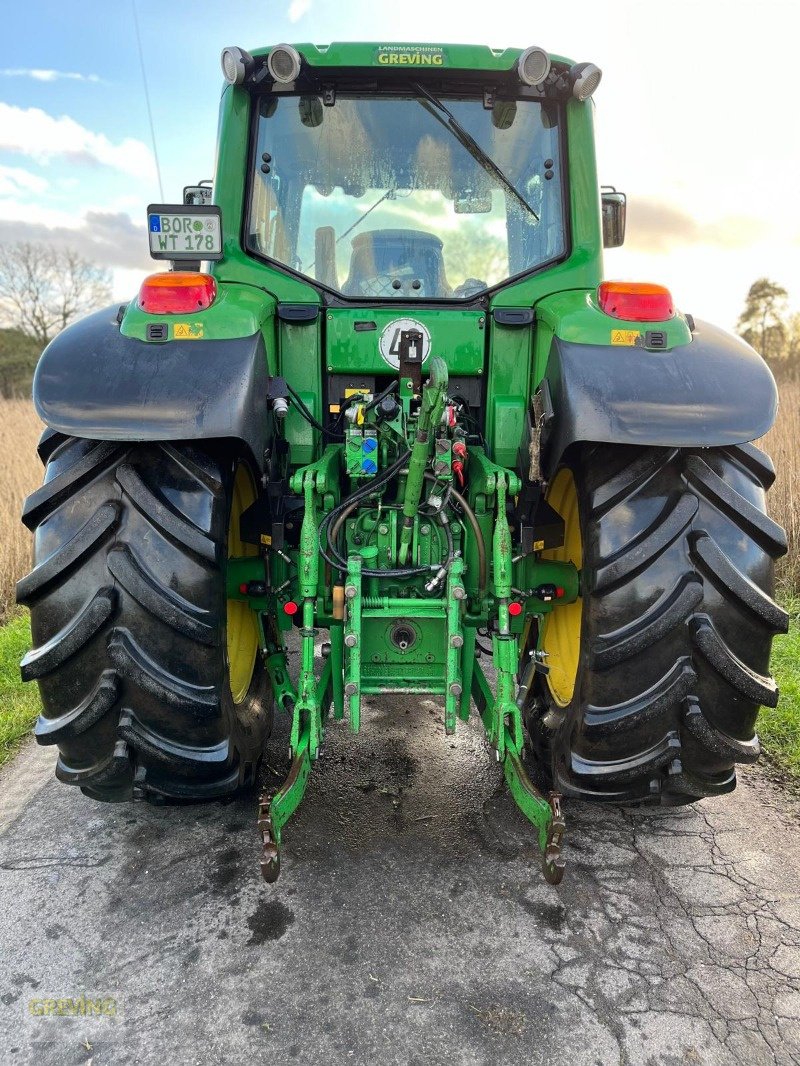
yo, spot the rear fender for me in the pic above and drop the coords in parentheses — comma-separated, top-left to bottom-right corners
(540, 320, 778, 476)
(33, 307, 270, 470)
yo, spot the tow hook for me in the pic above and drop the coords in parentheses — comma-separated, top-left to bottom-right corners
(543, 793, 566, 885)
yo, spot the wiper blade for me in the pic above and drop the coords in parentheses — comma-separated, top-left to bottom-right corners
(336, 188, 395, 246)
(412, 81, 539, 223)
(304, 188, 394, 272)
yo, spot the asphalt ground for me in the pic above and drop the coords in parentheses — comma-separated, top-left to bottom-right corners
(1, 686, 800, 1065)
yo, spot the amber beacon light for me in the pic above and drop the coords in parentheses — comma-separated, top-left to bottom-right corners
(137, 272, 217, 314)
(597, 281, 675, 322)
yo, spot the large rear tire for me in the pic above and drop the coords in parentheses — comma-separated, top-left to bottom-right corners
(17, 434, 272, 802)
(526, 443, 788, 805)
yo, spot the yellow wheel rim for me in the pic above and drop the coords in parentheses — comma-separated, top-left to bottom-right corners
(227, 463, 259, 704)
(541, 467, 583, 707)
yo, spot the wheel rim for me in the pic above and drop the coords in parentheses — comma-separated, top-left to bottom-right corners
(541, 467, 583, 708)
(227, 463, 259, 704)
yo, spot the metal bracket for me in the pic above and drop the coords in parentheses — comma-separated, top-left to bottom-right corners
(444, 556, 465, 734)
(466, 470, 567, 884)
(543, 793, 566, 885)
(259, 726, 312, 883)
(343, 554, 363, 732)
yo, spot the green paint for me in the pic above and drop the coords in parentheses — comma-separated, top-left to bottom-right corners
(485, 316, 533, 466)
(226, 556, 266, 600)
(325, 309, 485, 377)
(398, 357, 447, 564)
(344, 554, 363, 732)
(120, 280, 275, 342)
(264, 645, 297, 711)
(444, 557, 465, 734)
(268, 722, 311, 844)
(503, 750, 552, 851)
(534, 288, 692, 385)
(281, 316, 324, 466)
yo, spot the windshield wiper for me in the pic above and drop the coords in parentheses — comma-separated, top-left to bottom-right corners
(336, 188, 395, 246)
(412, 82, 539, 223)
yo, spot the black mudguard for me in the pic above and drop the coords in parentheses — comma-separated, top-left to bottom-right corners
(32, 307, 269, 469)
(541, 319, 778, 475)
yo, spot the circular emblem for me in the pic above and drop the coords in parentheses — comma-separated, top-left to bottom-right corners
(378, 318, 432, 370)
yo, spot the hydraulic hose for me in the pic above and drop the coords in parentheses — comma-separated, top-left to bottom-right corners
(287, 382, 344, 441)
(319, 455, 487, 593)
(319, 451, 430, 578)
(418, 471, 483, 598)
(365, 379, 399, 411)
(446, 481, 487, 601)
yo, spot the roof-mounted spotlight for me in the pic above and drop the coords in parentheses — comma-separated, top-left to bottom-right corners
(518, 46, 551, 87)
(569, 62, 603, 101)
(221, 46, 255, 85)
(267, 44, 302, 84)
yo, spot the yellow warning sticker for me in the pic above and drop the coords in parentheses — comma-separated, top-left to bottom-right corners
(611, 329, 640, 346)
(260, 533, 272, 546)
(174, 322, 204, 340)
(533, 539, 545, 552)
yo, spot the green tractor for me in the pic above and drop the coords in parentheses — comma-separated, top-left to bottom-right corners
(18, 42, 787, 885)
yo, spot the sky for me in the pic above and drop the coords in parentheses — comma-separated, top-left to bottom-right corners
(2, 0, 799, 330)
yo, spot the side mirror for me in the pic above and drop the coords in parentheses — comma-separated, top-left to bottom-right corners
(183, 182, 213, 206)
(601, 186, 626, 248)
(299, 95, 324, 128)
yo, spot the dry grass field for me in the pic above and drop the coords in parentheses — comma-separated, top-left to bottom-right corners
(0, 398, 43, 624)
(761, 378, 800, 593)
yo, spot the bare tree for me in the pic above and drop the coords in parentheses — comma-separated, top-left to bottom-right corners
(0, 242, 112, 348)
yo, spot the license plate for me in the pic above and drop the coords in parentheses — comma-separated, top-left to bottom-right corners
(147, 204, 223, 261)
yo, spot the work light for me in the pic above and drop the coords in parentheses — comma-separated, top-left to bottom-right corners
(570, 62, 602, 101)
(518, 47, 551, 86)
(220, 46, 254, 85)
(267, 44, 302, 84)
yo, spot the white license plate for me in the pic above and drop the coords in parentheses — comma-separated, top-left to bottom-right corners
(147, 207, 222, 260)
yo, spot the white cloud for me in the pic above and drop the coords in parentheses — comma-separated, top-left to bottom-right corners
(0, 68, 101, 83)
(0, 165, 48, 197)
(0, 199, 82, 230)
(0, 209, 152, 271)
(288, 0, 311, 21)
(0, 103, 155, 181)
(625, 199, 769, 254)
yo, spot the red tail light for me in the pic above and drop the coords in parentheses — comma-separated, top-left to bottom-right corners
(138, 272, 217, 314)
(598, 281, 674, 322)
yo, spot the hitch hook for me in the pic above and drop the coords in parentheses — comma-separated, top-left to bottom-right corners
(258, 795, 281, 883)
(542, 792, 566, 885)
